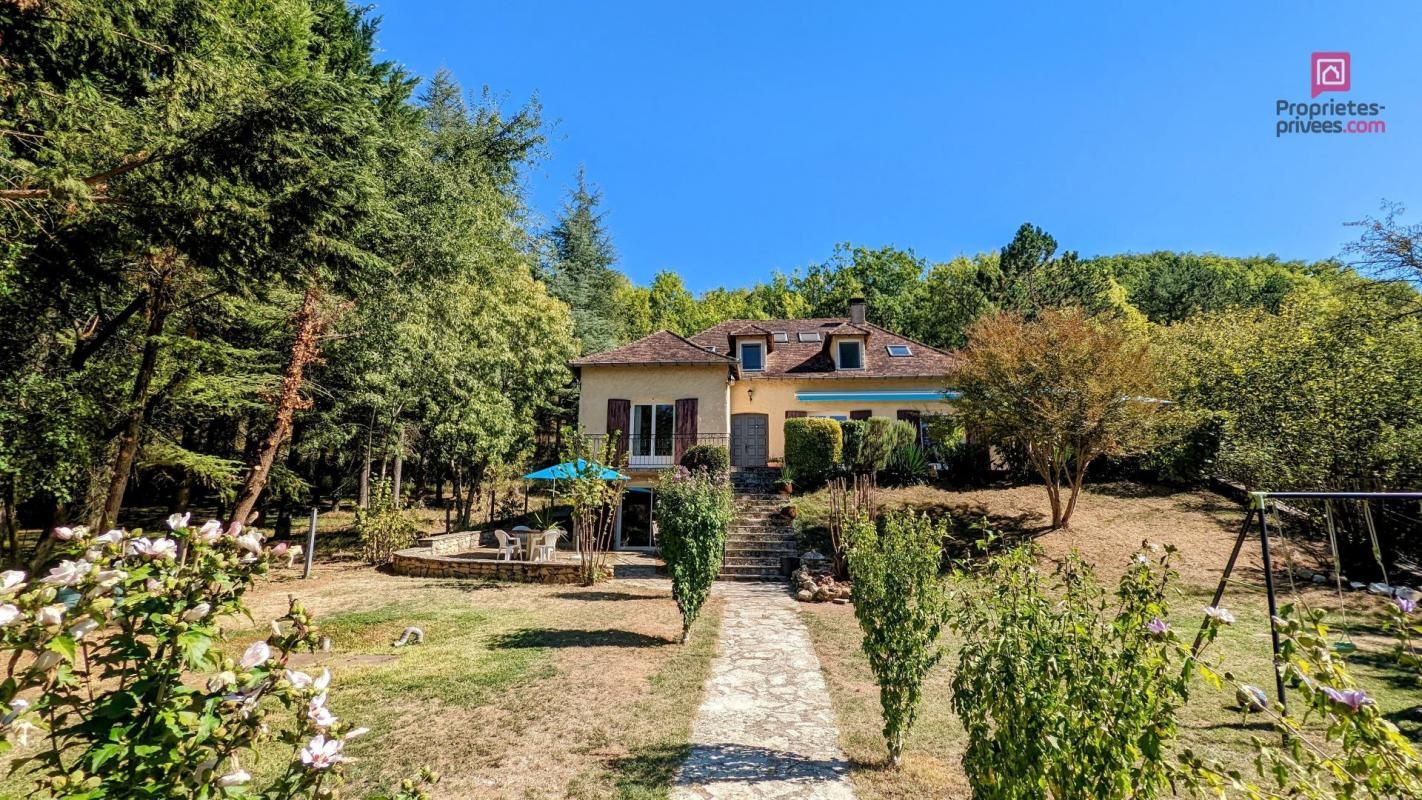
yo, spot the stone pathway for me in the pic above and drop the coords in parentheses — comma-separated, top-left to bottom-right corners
(672, 583, 856, 799)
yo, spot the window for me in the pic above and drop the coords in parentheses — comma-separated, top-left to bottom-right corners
(773, 331, 789, 343)
(837, 340, 863, 369)
(739, 341, 764, 371)
(706, 345, 718, 353)
(797, 331, 821, 342)
(886, 344, 912, 357)
(632, 403, 675, 458)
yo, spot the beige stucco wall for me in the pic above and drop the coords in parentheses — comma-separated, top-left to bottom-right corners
(576, 364, 732, 439)
(730, 376, 955, 461)
(576, 366, 953, 470)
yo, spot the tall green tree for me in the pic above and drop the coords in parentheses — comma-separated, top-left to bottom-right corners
(545, 168, 622, 354)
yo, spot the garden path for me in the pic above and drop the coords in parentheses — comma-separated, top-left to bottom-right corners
(671, 582, 856, 800)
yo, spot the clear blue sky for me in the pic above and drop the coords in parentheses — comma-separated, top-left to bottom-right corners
(372, 2, 1420, 292)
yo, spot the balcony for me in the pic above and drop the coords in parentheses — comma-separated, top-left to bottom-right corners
(584, 433, 730, 470)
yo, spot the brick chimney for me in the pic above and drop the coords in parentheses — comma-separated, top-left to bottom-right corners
(848, 297, 866, 324)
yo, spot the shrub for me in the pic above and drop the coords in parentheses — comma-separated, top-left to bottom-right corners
(0, 518, 434, 798)
(679, 444, 730, 478)
(839, 420, 868, 471)
(845, 510, 950, 764)
(784, 417, 843, 488)
(950, 545, 1188, 799)
(356, 478, 421, 564)
(884, 443, 930, 486)
(657, 467, 733, 642)
(1139, 408, 1227, 485)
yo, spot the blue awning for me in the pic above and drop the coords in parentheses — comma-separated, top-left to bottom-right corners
(523, 459, 628, 481)
(794, 390, 961, 403)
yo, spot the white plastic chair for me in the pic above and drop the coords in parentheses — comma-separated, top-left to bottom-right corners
(494, 530, 521, 561)
(535, 530, 560, 562)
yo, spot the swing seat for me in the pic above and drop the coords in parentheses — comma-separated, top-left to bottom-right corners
(1333, 641, 1358, 654)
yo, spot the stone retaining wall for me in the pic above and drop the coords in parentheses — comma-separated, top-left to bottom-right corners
(416, 530, 482, 556)
(391, 548, 584, 583)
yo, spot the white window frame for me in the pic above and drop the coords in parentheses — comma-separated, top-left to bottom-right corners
(886, 344, 912, 357)
(630, 403, 676, 467)
(836, 339, 864, 370)
(797, 331, 821, 343)
(739, 340, 765, 371)
(772, 331, 789, 343)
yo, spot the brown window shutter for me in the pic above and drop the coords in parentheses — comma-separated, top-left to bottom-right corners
(606, 399, 630, 464)
(850, 410, 872, 421)
(674, 398, 699, 463)
(785, 410, 808, 419)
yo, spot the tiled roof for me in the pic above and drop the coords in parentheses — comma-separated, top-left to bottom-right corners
(689, 318, 961, 379)
(568, 329, 737, 367)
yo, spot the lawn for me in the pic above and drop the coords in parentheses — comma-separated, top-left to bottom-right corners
(796, 481, 1422, 799)
(229, 563, 720, 800)
(0, 554, 718, 800)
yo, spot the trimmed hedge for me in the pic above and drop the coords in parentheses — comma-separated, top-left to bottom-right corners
(784, 417, 843, 488)
(680, 444, 730, 477)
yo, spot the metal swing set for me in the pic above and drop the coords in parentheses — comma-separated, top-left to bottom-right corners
(1192, 490, 1422, 711)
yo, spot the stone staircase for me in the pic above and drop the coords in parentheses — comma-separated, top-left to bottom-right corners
(720, 468, 797, 582)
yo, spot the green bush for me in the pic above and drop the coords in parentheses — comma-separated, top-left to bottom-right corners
(1140, 408, 1227, 485)
(951, 545, 1188, 799)
(845, 510, 950, 765)
(884, 443, 930, 486)
(679, 444, 730, 477)
(839, 420, 867, 471)
(355, 478, 421, 564)
(657, 467, 733, 642)
(783, 417, 842, 488)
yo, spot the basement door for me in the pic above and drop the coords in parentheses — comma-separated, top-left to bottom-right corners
(731, 413, 769, 467)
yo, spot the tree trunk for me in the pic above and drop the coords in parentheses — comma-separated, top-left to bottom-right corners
(1, 477, 17, 563)
(392, 430, 404, 509)
(358, 409, 373, 509)
(229, 283, 326, 529)
(99, 273, 172, 531)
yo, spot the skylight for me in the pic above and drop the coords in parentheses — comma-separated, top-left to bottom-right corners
(773, 331, 789, 343)
(886, 344, 912, 357)
(797, 331, 821, 342)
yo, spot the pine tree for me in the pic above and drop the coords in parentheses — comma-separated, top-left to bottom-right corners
(546, 168, 623, 353)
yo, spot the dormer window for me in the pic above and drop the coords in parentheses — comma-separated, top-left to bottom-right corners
(886, 344, 912, 357)
(739, 341, 764, 371)
(837, 340, 863, 370)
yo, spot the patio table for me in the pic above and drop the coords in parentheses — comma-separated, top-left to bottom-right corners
(511, 528, 561, 561)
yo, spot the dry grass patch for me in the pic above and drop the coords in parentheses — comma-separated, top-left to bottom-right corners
(224, 567, 722, 799)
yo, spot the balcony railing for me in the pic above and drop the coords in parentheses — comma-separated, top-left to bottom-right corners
(584, 433, 730, 469)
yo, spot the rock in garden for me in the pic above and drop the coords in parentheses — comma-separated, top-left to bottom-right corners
(1368, 582, 1393, 596)
(1236, 684, 1268, 713)
(1349, 581, 1366, 591)
(832, 598, 849, 605)
(1311, 572, 1327, 584)
(393, 626, 425, 647)
(796, 589, 813, 602)
(1395, 586, 1419, 602)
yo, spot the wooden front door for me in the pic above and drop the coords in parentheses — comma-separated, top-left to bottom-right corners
(731, 413, 769, 467)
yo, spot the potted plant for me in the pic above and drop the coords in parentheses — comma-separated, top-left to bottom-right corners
(781, 504, 798, 520)
(775, 467, 795, 495)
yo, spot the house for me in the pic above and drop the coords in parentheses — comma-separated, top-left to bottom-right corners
(567, 298, 960, 550)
